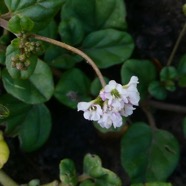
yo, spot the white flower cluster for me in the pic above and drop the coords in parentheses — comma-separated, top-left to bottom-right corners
(77, 76, 140, 129)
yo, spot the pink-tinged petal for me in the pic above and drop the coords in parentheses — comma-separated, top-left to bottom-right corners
(111, 112, 123, 128)
(120, 104, 135, 117)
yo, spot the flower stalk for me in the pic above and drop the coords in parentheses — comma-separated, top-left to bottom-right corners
(0, 17, 106, 88)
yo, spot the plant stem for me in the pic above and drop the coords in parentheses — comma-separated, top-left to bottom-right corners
(149, 100, 186, 113)
(78, 174, 92, 182)
(167, 22, 186, 66)
(0, 17, 106, 88)
(143, 107, 157, 130)
(0, 170, 19, 186)
(31, 34, 106, 88)
(41, 180, 59, 186)
(0, 18, 8, 30)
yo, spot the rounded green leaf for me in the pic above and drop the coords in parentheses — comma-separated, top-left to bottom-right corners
(5, 0, 65, 31)
(121, 123, 180, 183)
(2, 60, 54, 104)
(59, 159, 78, 186)
(83, 154, 103, 177)
(82, 29, 134, 68)
(62, 0, 127, 33)
(160, 66, 177, 81)
(83, 154, 122, 186)
(8, 15, 34, 33)
(148, 81, 167, 100)
(19, 104, 52, 152)
(54, 68, 91, 109)
(0, 94, 31, 136)
(59, 17, 85, 45)
(6, 39, 37, 79)
(121, 59, 157, 100)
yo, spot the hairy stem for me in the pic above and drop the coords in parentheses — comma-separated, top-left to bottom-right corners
(0, 170, 19, 186)
(167, 22, 186, 66)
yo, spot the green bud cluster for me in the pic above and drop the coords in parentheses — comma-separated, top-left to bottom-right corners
(11, 54, 30, 70)
(11, 33, 42, 71)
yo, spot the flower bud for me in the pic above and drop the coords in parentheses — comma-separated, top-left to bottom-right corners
(19, 54, 26, 62)
(16, 62, 24, 70)
(24, 60, 30, 67)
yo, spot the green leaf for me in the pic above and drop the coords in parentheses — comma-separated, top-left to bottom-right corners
(54, 68, 91, 109)
(82, 29, 134, 68)
(0, 1, 8, 14)
(160, 66, 177, 81)
(59, 159, 78, 186)
(5, 0, 65, 31)
(49, 53, 80, 69)
(38, 19, 58, 39)
(83, 154, 104, 178)
(83, 154, 122, 186)
(177, 54, 186, 87)
(0, 104, 9, 119)
(0, 49, 6, 65)
(121, 123, 180, 183)
(160, 67, 177, 91)
(131, 183, 172, 186)
(18, 104, 52, 152)
(59, 17, 85, 45)
(121, 59, 157, 100)
(6, 38, 37, 79)
(8, 15, 34, 33)
(148, 81, 167, 100)
(80, 180, 95, 186)
(61, 0, 127, 34)
(90, 77, 109, 96)
(2, 59, 54, 104)
(0, 94, 31, 136)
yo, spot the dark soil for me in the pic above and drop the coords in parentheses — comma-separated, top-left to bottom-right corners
(3, 0, 186, 186)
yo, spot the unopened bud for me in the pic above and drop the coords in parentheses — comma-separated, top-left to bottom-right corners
(16, 62, 24, 70)
(24, 60, 30, 67)
(11, 56, 17, 62)
(11, 61, 16, 68)
(19, 54, 26, 62)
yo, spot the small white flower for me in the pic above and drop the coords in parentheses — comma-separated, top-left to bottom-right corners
(120, 104, 136, 117)
(100, 80, 127, 111)
(98, 111, 123, 129)
(123, 76, 140, 106)
(77, 101, 102, 121)
(97, 103, 123, 128)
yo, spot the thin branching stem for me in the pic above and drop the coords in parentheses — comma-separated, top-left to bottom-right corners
(149, 100, 186, 113)
(167, 22, 186, 66)
(31, 34, 106, 88)
(0, 17, 106, 88)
